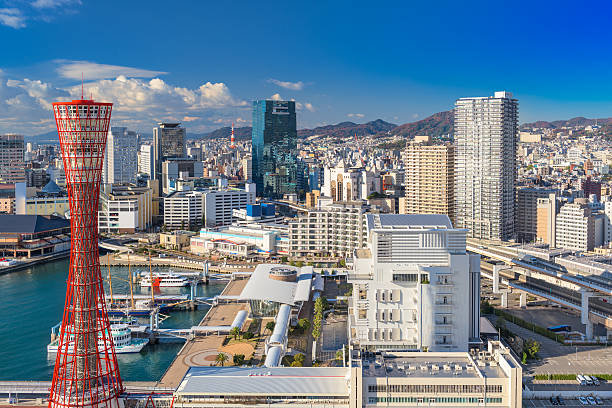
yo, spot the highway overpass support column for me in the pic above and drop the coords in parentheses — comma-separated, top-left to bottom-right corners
(493, 265, 500, 294)
(519, 293, 527, 308)
(580, 288, 594, 340)
(501, 292, 508, 308)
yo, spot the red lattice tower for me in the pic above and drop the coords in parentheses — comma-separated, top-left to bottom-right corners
(49, 99, 123, 408)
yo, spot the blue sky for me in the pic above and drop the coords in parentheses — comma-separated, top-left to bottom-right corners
(1, 0, 612, 135)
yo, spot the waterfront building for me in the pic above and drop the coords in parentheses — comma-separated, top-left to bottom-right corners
(190, 224, 281, 257)
(173, 340, 521, 408)
(160, 230, 196, 251)
(401, 136, 454, 222)
(516, 187, 557, 243)
(103, 127, 138, 184)
(0, 214, 70, 257)
(289, 201, 369, 258)
(153, 122, 186, 181)
(202, 186, 256, 227)
(98, 183, 153, 234)
(251, 100, 305, 198)
(163, 190, 204, 230)
(454, 91, 518, 241)
(0, 134, 26, 184)
(348, 214, 480, 352)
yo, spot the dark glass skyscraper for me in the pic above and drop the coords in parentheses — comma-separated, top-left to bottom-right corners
(252, 100, 305, 198)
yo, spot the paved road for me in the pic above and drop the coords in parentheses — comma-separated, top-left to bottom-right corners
(524, 398, 612, 407)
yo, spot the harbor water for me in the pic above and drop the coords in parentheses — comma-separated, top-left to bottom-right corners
(0, 258, 226, 381)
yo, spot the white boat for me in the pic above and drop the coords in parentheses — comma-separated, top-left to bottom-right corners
(47, 324, 149, 354)
(139, 272, 189, 287)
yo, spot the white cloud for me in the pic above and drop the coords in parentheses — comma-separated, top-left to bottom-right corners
(0, 71, 248, 135)
(32, 0, 81, 8)
(268, 79, 305, 91)
(0, 8, 26, 28)
(412, 113, 419, 119)
(270, 93, 283, 101)
(56, 60, 167, 81)
(348, 113, 365, 118)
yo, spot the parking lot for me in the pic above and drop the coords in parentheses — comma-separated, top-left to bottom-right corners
(524, 398, 612, 407)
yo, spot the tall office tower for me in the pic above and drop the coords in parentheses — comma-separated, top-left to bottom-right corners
(153, 122, 186, 181)
(139, 144, 154, 178)
(401, 136, 454, 221)
(348, 214, 480, 351)
(0, 134, 26, 183)
(251, 100, 304, 198)
(454, 91, 518, 241)
(49, 99, 122, 408)
(103, 127, 137, 184)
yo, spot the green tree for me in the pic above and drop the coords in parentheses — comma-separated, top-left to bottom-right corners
(295, 260, 304, 267)
(233, 354, 245, 366)
(335, 349, 344, 361)
(230, 326, 240, 340)
(265, 321, 276, 333)
(298, 318, 311, 333)
(294, 353, 305, 364)
(281, 256, 288, 263)
(243, 331, 254, 340)
(216, 352, 228, 366)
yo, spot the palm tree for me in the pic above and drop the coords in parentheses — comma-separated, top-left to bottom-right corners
(230, 327, 240, 340)
(215, 352, 228, 366)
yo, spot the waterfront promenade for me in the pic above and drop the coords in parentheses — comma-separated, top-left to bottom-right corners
(157, 277, 250, 388)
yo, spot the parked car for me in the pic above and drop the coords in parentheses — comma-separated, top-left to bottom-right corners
(595, 396, 603, 405)
(550, 397, 558, 405)
(579, 396, 589, 405)
(586, 396, 597, 405)
(556, 396, 565, 405)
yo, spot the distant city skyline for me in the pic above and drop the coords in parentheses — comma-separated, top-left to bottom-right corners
(2, 1, 612, 135)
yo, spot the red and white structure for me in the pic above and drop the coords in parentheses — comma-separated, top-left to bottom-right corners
(49, 99, 123, 408)
(230, 122, 236, 148)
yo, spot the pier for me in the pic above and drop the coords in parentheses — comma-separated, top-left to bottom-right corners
(156, 276, 251, 388)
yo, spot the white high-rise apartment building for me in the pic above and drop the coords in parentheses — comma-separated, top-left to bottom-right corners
(454, 91, 518, 241)
(348, 214, 480, 352)
(104, 127, 138, 184)
(139, 144, 154, 178)
(289, 202, 368, 258)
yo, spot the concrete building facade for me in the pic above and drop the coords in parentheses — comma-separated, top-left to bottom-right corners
(401, 137, 454, 221)
(348, 214, 480, 352)
(454, 92, 518, 241)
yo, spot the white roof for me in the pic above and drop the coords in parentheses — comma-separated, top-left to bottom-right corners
(239, 264, 313, 305)
(176, 366, 350, 396)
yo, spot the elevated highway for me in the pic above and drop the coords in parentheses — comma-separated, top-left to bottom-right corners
(470, 243, 612, 338)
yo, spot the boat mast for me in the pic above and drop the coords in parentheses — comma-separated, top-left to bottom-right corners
(148, 250, 155, 304)
(127, 252, 134, 309)
(107, 253, 113, 305)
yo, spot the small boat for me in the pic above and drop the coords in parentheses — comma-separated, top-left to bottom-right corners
(139, 272, 189, 287)
(47, 324, 149, 354)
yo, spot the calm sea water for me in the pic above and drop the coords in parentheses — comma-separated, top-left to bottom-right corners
(0, 258, 225, 381)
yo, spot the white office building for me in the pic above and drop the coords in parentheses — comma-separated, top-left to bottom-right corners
(190, 225, 280, 257)
(103, 127, 138, 184)
(348, 214, 480, 352)
(555, 200, 596, 252)
(454, 92, 518, 241)
(289, 202, 369, 258)
(138, 144, 154, 178)
(203, 187, 255, 227)
(163, 190, 204, 230)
